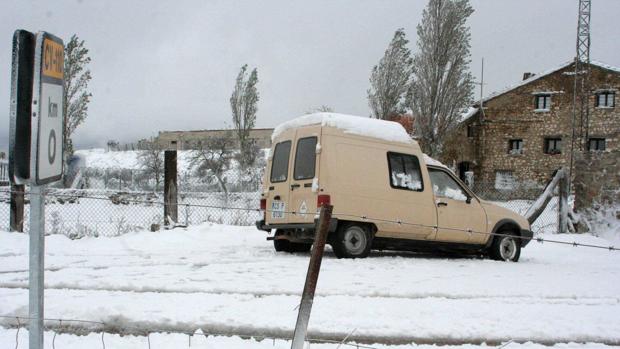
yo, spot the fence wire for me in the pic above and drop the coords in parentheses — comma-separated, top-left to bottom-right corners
(0, 188, 617, 252)
(0, 315, 379, 349)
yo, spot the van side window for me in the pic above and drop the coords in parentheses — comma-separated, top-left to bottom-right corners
(270, 141, 292, 183)
(387, 152, 423, 191)
(428, 168, 468, 201)
(294, 137, 317, 180)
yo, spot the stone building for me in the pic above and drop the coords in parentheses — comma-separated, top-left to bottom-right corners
(156, 128, 274, 150)
(442, 60, 620, 208)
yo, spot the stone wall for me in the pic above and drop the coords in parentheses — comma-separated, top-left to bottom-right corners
(573, 150, 620, 211)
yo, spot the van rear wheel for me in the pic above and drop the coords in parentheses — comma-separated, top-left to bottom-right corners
(332, 224, 372, 259)
(273, 230, 290, 252)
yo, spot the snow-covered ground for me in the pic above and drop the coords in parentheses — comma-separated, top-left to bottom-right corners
(1, 223, 619, 348)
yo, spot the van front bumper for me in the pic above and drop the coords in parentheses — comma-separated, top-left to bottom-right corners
(521, 229, 534, 247)
(255, 219, 339, 233)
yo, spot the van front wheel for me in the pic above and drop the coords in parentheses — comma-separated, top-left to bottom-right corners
(490, 231, 521, 262)
(332, 224, 372, 259)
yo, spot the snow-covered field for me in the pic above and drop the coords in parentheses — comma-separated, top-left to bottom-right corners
(1, 223, 619, 348)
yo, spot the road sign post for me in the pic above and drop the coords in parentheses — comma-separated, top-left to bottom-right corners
(9, 30, 64, 349)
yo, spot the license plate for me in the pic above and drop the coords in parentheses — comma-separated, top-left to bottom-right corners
(270, 201, 286, 219)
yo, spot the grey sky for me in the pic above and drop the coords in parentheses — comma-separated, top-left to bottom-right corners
(1, 0, 619, 151)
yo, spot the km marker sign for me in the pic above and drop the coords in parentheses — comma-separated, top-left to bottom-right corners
(9, 29, 65, 349)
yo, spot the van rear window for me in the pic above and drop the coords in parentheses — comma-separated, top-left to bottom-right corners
(270, 141, 291, 183)
(387, 152, 423, 191)
(294, 137, 317, 180)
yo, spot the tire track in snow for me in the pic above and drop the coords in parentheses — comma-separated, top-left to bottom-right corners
(0, 282, 618, 305)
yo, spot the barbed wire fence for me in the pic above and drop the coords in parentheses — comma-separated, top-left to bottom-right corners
(0, 315, 379, 349)
(1, 166, 563, 238)
(0, 188, 617, 251)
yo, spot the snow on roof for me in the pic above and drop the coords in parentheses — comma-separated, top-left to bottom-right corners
(271, 113, 413, 144)
(423, 154, 448, 169)
(482, 60, 620, 104)
(459, 106, 479, 122)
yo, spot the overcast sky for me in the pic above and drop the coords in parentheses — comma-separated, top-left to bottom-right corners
(1, 0, 619, 151)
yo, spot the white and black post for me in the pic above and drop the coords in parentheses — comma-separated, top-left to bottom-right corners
(9, 30, 65, 349)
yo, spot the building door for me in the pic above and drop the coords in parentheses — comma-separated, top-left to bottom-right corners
(458, 162, 470, 182)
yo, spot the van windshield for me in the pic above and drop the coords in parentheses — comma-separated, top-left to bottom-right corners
(294, 137, 317, 180)
(270, 141, 291, 183)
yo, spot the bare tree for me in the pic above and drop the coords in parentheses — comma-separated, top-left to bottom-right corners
(367, 28, 413, 120)
(305, 105, 334, 114)
(407, 0, 474, 156)
(138, 139, 164, 191)
(230, 64, 259, 170)
(106, 140, 119, 152)
(189, 133, 235, 202)
(63, 35, 92, 164)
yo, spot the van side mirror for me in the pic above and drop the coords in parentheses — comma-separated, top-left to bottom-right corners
(466, 195, 472, 204)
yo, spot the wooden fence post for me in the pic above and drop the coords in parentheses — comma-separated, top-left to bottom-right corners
(291, 204, 333, 349)
(164, 150, 178, 227)
(10, 183, 24, 232)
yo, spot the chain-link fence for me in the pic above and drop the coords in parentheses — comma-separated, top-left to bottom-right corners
(0, 164, 264, 237)
(471, 181, 558, 234)
(0, 165, 560, 237)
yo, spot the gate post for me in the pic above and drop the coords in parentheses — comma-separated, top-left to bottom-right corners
(164, 150, 178, 227)
(10, 183, 24, 232)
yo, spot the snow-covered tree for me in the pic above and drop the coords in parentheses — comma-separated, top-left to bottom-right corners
(189, 133, 235, 203)
(230, 65, 259, 170)
(367, 28, 413, 120)
(63, 34, 92, 164)
(138, 139, 164, 191)
(407, 0, 474, 156)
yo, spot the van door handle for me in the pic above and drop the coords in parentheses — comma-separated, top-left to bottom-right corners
(437, 201, 448, 207)
(290, 184, 300, 190)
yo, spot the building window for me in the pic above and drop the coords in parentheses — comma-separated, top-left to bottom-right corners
(387, 152, 423, 191)
(588, 138, 606, 151)
(544, 137, 562, 154)
(535, 94, 551, 111)
(595, 91, 615, 108)
(508, 139, 523, 155)
(495, 170, 516, 190)
(467, 125, 474, 138)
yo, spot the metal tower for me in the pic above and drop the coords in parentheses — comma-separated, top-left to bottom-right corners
(569, 0, 592, 187)
(574, 0, 592, 150)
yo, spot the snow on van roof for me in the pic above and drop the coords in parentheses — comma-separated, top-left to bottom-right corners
(272, 113, 413, 144)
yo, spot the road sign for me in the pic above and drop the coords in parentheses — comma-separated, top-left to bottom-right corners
(30, 32, 64, 185)
(8, 30, 35, 184)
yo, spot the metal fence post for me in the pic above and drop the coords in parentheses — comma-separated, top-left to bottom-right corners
(558, 168, 569, 234)
(291, 204, 333, 349)
(164, 150, 178, 227)
(10, 183, 24, 232)
(29, 184, 45, 349)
